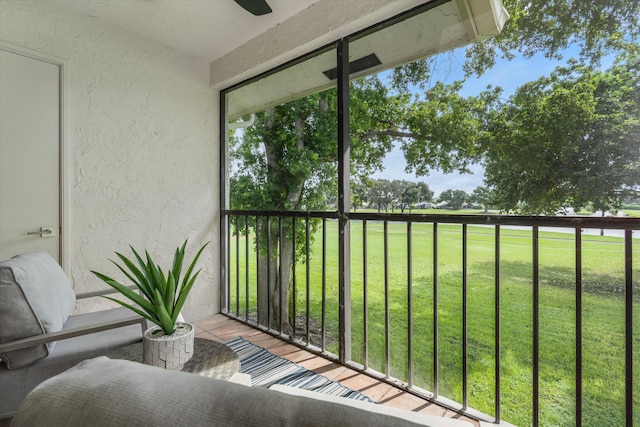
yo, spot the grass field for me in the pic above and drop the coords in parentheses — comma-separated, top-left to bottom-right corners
(229, 219, 639, 426)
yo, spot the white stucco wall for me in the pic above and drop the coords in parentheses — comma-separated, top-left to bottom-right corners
(0, 1, 219, 321)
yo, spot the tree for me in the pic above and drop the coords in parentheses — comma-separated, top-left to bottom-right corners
(469, 186, 494, 213)
(393, 0, 639, 87)
(351, 178, 372, 211)
(398, 181, 419, 212)
(414, 182, 434, 205)
(363, 179, 432, 212)
(369, 179, 394, 212)
(439, 189, 468, 210)
(230, 93, 338, 332)
(482, 53, 640, 214)
(463, 0, 639, 77)
(389, 0, 640, 213)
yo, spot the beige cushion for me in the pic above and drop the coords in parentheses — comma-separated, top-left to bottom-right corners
(13, 357, 441, 427)
(0, 252, 76, 368)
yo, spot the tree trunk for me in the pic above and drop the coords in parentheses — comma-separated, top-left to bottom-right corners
(256, 222, 294, 335)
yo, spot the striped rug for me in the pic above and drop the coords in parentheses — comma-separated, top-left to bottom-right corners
(224, 336, 373, 402)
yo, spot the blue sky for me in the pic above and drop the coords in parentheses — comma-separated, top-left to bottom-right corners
(370, 44, 602, 197)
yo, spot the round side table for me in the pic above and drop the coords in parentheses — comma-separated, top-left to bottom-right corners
(107, 337, 240, 380)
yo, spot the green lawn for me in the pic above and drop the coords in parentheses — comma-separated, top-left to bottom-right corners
(229, 220, 639, 426)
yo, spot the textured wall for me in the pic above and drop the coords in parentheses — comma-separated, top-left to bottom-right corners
(0, 1, 219, 321)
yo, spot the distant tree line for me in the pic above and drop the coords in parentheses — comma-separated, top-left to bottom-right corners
(351, 180, 496, 213)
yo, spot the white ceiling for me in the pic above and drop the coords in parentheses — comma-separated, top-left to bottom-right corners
(45, 0, 320, 63)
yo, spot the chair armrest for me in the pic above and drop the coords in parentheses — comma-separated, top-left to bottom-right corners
(75, 285, 139, 300)
(0, 314, 144, 353)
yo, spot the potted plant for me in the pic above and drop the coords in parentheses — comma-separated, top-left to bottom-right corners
(92, 239, 209, 369)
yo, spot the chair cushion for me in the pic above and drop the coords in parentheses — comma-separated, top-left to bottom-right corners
(0, 252, 76, 368)
(0, 308, 143, 418)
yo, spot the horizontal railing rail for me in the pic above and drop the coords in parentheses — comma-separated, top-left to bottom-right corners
(223, 209, 638, 229)
(221, 209, 639, 426)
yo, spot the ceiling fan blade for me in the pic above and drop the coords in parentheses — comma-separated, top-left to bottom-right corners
(234, 0, 272, 16)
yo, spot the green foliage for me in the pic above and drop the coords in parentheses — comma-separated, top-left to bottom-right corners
(92, 240, 209, 335)
(231, 94, 337, 213)
(392, 51, 640, 215)
(469, 186, 495, 211)
(439, 188, 469, 210)
(464, 0, 640, 77)
(230, 91, 338, 261)
(402, 82, 500, 175)
(362, 179, 433, 212)
(350, 76, 409, 181)
(483, 53, 640, 213)
(393, 1, 639, 89)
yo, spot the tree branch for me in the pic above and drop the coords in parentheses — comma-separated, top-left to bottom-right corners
(358, 129, 418, 142)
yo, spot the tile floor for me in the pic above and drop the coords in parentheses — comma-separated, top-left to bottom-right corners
(195, 313, 481, 427)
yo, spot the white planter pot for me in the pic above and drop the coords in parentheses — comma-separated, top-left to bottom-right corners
(143, 322, 194, 370)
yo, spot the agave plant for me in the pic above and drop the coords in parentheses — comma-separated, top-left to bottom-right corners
(92, 240, 209, 335)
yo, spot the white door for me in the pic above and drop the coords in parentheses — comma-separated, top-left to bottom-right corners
(0, 48, 61, 262)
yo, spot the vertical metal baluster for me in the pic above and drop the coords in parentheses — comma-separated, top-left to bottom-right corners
(292, 217, 296, 340)
(625, 229, 633, 427)
(363, 220, 369, 369)
(433, 222, 439, 397)
(495, 225, 501, 423)
(256, 216, 260, 324)
(279, 216, 284, 333)
(245, 215, 250, 321)
(226, 216, 231, 314)
(306, 218, 311, 345)
(322, 218, 327, 351)
(384, 220, 390, 377)
(462, 223, 468, 410)
(576, 228, 582, 427)
(235, 215, 240, 316)
(267, 216, 272, 330)
(407, 220, 413, 388)
(532, 226, 540, 427)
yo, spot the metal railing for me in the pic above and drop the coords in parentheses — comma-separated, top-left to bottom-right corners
(221, 209, 639, 426)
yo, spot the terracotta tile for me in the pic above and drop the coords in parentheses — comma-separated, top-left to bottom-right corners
(208, 323, 254, 339)
(193, 315, 230, 331)
(337, 377, 397, 402)
(266, 344, 300, 358)
(296, 355, 335, 371)
(380, 391, 431, 411)
(302, 361, 349, 381)
(278, 348, 316, 364)
(336, 371, 378, 389)
(194, 329, 216, 340)
(247, 335, 288, 349)
(416, 402, 448, 417)
(444, 410, 479, 426)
